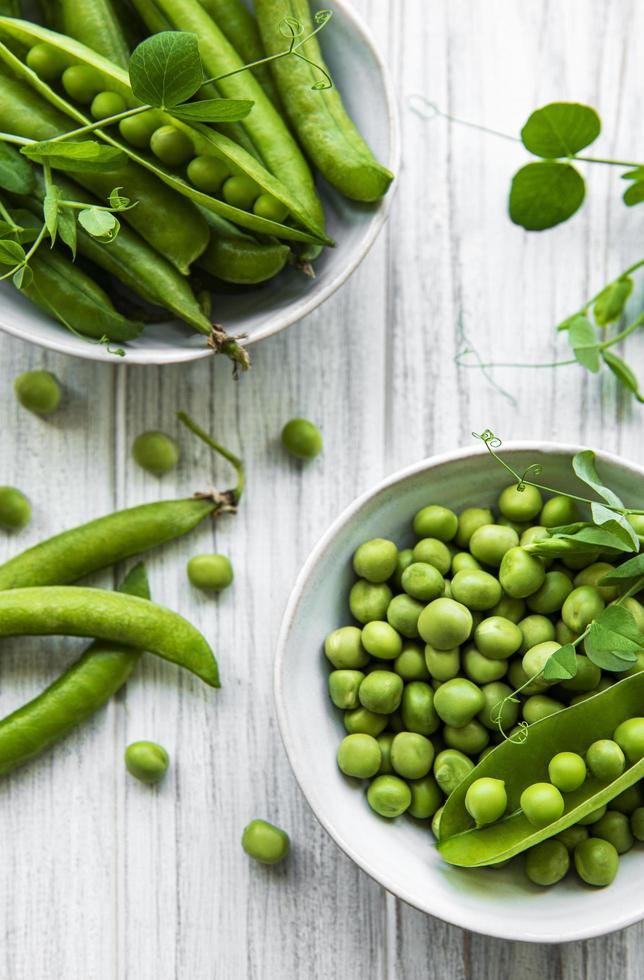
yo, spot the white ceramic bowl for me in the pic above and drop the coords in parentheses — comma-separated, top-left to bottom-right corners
(275, 441, 644, 943)
(0, 0, 399, 364)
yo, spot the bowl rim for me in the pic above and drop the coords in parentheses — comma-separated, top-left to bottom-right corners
(0, 0, 401, 366)
(274, 439, 644, 943)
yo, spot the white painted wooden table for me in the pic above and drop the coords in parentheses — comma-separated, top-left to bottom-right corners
(1, 1, 642, 976)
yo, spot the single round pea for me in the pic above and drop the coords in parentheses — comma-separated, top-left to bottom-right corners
(376, 732, 395, 773)
(523, 695, 564, 726)
(359, 670, 403, 715)
(187, 154, 230, 193)
(522, 641, 561, 682)
(433, 678, 485, 727)
(451, 551, 482, 573)
(280, 417, 322, 460)
(394, 641, 430, 680)
(418, 597, 473, 650)
(562, 586, 605, 634)
(629, 514, 644, 535)
(574, 837, 619, 886)
(587, 732, 627, 771)
(344, 707, 388, 737)
(555, 619, 578, 645)
(124, 740, 169, 784)
(465, 777, 507, 825)
(350, 581, 392, 624)
(431, 804, 444, 837)
(614, 717, 644, 763)
(611, 785, 644, 815)
(400, 681, 440, 735)
(413, 504, 458, 542)
(498, 482, 543, 522)
(119, 108, 164, 148)
(526, 571, 574, 614)
(353, 539, 398, 584)
(407, 774, 442, 819)
(462, 644, 507, 684)
(520, 782, 565, 827)
(518, 614, 556, 654)
(0, 487, 31, 531)
(424, 643, 460, 681)
(324, 626, 368, 668)
(433, 748, 474, 795)
(540, 495, 579, 528)
(62, 64, 103, 103)
(412, 538, 451, 575)
(150, 124, 194, 167)
(548, 751, 587, 792)
(573, 562, 620, 602)
(559, 655, 601, 693)
(455, 507, 493, 548)
(361, 620, 402, 660)
(478, 681, 518, 731)
(443, 719, 489, 755)
(337, 733, 382, 778)
(390, 548, 414, 590)
(26, 43, 68, 80)
(525, 839, 570, 886)
(630, 807, 644, 841)
(450, 569, 502, 611)
(367, 774, 411, 818)
(498, 546, 546, 599)
(520, 525, 550, 549)
(562, 551, 600, 571)
(253, 193, 288, 222)
(90, 90, 127, 120)
(241, 819, 289, 864)
(391, 732, 434, 779)
(328, 670, 364, 709)
(187, 553, 233, 591)
(131, 430, 179, 474)
(469, 524, 519, 567)
(489, 594, 526, 624)
(474, 616, 522, 661)
(578, 805, 607, 826)
(623, 597, 644, 633)
(401, 562, 444, 602)
(222, 174, 260, 210)
(14, 369, 61, 415)
(386, 593, 424, 638)
(592, 810, 634, 854)
(556, 824, 589, 852)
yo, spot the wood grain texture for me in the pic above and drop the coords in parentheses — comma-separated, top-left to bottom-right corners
(0, 0, 642, 977)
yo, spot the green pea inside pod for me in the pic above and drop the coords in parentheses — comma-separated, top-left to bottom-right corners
(26, 42, 69, 81)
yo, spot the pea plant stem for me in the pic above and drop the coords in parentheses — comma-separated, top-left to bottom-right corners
(176, 412, 245, 504)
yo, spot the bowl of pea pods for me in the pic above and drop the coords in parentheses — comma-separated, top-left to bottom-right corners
(275, 439, 644, 942)
(0, 0, 399, 364)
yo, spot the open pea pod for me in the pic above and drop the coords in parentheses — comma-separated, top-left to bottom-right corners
(438, 673, 644, 867)
(0, 18, 332, 246)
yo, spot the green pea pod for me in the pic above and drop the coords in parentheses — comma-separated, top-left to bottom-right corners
(0, 585, 219, 687)
(0, 19, 331, 245)
(438, 673, 644, 867)
(0, 0, 19, 12)
(197, 0, 282, 107)
(255, 0, 394, 202)
(0, 562, 149, 777)
(197, 209, 289, 284)
(53, 0, 131, 69)
(134, 0, 326, 231)
(0, 69, 210, 274)
(0, 497, 217, 591)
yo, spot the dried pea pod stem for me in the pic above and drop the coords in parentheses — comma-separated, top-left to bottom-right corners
(0, 586, 219, 686)
(0, 563, 149, 777)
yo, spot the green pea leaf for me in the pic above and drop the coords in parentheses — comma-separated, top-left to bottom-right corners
(525, 523, 635, 558)
(8, 208, 40, 244)
(57, 208, 77, 259)
(43, 182, 60, 246)
(0, 238, 25, 265)
(602, 351, 644, 403)
(12, 264, 32, 289)
(572, 450, 623, 508)
(543, 643, 577, 681)
(21, 141, 128, 173)
(0, 140, 35, 194)
(597, 606, 643, 645)
(585, 612, 640, 671)
(509, 162, 585, 230)
(0, 219, 16, 236)
(168, 98, 254, 123)
(78, 208, 120, 242)
(623, 181, 644, 206)
(622, 167, 644, 181)
(129, 31, 203, 109)
(568, 315, 600, 372)
(593, 277, 633, 325)
(599, 553, 644, 585)
(520, 103, 601, 158)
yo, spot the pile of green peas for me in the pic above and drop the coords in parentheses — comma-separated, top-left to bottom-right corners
(325, 483, 644, 885)
(25, 43, 289, 223)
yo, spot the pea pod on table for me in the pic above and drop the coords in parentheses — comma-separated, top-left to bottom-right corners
(0, 18, 331, 245)
(0, 585, 219, 686)
(0, 562, 150, 777)
(438, 674, 644, 867)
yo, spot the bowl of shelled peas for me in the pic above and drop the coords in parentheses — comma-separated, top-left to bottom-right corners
(0, 0, 398, 364)
(275, 441, 644, 942)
